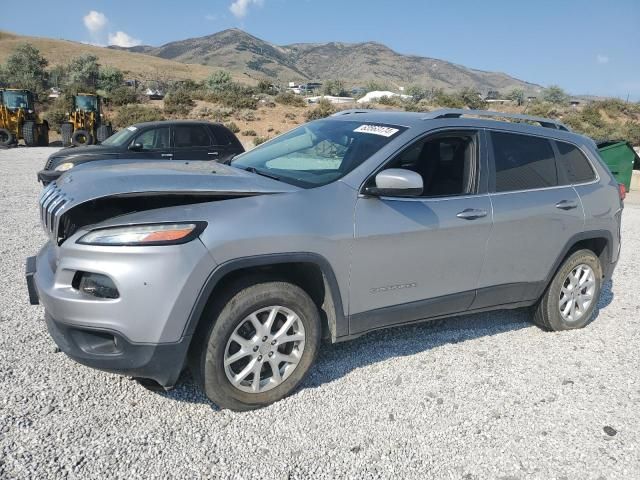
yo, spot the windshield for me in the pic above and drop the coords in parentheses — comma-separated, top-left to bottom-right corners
(231, 119, 406, 188)
(101, 127, 136, 146)
(3, 91, 31, 110)
(75, 95, 97, 111)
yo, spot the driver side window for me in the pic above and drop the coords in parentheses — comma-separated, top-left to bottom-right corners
(133, 127, 171, 151)
(383, 131, 478, 197)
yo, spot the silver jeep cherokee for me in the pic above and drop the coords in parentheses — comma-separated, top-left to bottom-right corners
(27, 109, 623, 411)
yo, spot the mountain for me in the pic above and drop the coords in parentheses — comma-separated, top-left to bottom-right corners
(0, 31, 235, 83)
(113, 28, 541, 93)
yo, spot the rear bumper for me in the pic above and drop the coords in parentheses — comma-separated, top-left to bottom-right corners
(45, 313, 189, 387)
(37, 169, 61, 185)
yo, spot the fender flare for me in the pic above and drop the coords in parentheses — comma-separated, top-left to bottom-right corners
(182, 252, 348, 341)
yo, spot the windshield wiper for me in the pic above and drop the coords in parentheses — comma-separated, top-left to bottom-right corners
(243, 166, 282, 181)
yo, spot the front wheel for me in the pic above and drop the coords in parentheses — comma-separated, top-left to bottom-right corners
(532, 249, 602, 331)
(193, 281, 321, 411)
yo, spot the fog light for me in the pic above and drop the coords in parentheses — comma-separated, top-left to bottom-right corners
(73, 272, 119, 299)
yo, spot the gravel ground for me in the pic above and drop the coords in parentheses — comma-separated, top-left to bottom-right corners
(1, 147, 639, 479)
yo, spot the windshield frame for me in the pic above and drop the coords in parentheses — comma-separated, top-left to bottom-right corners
(3, 90, 32, 110)
(101, 127, 136, 147)
(231, 119, 407, 188)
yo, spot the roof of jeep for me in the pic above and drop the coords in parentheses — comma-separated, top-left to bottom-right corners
(130, 120, 224, 129)
(327, 108, 591, 145)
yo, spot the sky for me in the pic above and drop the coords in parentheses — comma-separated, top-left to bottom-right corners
(1, 0, 639, 100)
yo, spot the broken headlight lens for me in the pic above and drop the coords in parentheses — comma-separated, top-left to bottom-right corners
(77, 222, 206, 246)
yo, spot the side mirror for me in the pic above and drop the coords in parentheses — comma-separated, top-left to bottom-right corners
(128, 142, 143, 151)
(365, 168, 423, 197)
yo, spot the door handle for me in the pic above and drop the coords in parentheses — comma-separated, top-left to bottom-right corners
(207, 152, 219, 156)
(555, 200, 578, 210)
(456, 208, 488, 220)
(161, 153, 173, 158)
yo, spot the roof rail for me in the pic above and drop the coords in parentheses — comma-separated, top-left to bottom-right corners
(330, 109, 375, 116)
(424, 109, 570, 131)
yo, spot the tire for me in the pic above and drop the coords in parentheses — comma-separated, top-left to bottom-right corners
(61, 123, 73, 147)
(192, 280, 321, 411)
(96, 124, 112, 143)
(22, 121, 36, 146)
(72, 129, 93, 146)
(38, 124, 49, 146)
(532, 249, 602, 331)
(0, 128, 14, 146)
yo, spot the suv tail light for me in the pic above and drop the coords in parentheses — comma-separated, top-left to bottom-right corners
(619, 183, 626, 202)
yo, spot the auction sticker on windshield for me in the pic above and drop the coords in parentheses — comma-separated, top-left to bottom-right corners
(354, 125, 400, 137)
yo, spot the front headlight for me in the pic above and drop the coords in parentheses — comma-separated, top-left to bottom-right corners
(77, 222, 206, 246)
(55, 162, 74, 172)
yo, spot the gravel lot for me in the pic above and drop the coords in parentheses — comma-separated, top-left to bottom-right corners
(1, 147, 639, 479)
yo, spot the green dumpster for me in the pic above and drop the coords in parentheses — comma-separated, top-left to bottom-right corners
(597, 140, 638, 191)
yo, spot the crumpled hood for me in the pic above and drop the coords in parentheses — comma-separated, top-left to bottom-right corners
(56, 160, 300, 203)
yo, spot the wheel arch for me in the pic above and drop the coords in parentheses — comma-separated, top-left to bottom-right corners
(183, 253, 348, 345)
(542, 230, 613, 296)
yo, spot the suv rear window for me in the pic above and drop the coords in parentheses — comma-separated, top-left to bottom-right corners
(490, 131, 557, 192)
(555, 141, 596, 184)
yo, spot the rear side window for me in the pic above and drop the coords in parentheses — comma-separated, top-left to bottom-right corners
(174, 125, 213, 148)
(555, 141, 596, 183)
(490, 131, 557, 192)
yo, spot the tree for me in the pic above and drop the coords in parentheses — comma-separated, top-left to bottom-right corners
(1, 43, 48, 94)
(507, 88, 525, 106)
(542, 85, 568, 105)
(98, 66, 124, 93)
(405, 85, 429, 102)
(66, 54, 100, 91)
(322, 79, 347, 97)
(458, 87, 486, 109)
(206, 70, 233, 93)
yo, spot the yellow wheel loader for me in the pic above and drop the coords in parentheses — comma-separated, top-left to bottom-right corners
(0, 89, 49, 147)
(61, 94, 113, 147)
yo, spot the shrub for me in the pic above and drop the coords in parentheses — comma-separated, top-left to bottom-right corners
(284, 112, 297, 120)
(275, 92, 306, 107)
(225, 121, 240, 133)
(305, 98, 336, 121)
(164, 89, 194, 115)
(322, 79, 348, 97)
(206, 70, 233, 93)
(253, 136, 269, 146)
(113, 105, 164, 128)
(108, 86, 138, 106)
(43, 95, 73, 132)
(236, 109, 257, 122)
(212, 88, 258, 109)
(242, 129, 257, 136)
(98, 66, 125, 93)
(542, 85, 569, 105)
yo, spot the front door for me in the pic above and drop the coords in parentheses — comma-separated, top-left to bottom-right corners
(128, 126, 172, 160)
(349, 130, 493, 334)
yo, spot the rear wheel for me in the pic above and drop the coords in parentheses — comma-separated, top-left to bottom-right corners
(72, 129, 93, 146)
(96, 124, 112, 143)
(532, 249, 602, 331)
(0, 128, 14, 146)
(61, 123, 73, 146)
(22, 121, 36, 146)
(192, 281, 321, 411)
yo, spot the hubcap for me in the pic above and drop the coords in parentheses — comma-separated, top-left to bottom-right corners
(224, 306, 306, 394)
(559, 264, 596, 322)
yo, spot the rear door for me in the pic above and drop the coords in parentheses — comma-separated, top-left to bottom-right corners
(350, 129, 493, 334)
(172, 124, 221, 161)
(473, 130, 584, 308)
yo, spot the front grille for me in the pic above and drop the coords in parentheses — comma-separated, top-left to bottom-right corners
(44, 156, 56, 170)
(39, 182, 70, 243)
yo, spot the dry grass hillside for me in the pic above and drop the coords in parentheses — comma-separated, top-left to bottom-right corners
(0, 31, 246, 84)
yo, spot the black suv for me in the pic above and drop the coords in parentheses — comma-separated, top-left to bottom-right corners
(38, 120, 245, 184)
